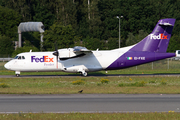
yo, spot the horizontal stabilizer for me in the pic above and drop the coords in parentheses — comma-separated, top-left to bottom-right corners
(159, 22, 173, 26)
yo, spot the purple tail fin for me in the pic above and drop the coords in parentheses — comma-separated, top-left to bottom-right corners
(130, 18, 176, 53)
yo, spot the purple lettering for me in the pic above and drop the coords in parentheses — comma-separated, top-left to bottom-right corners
(40, 57, 44, 62)
(31, 56, 53, 63)
(35, 58, 39, 62)
(31, 56, 36, 62)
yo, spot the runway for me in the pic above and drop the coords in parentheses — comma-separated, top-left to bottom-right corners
(0, 94, 180, 113)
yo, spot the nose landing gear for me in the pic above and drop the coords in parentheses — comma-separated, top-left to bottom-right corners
(15, 71, 20, 77)
(16, 74, 20, 77)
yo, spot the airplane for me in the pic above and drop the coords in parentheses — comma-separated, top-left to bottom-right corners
(4, 18, 176, 77)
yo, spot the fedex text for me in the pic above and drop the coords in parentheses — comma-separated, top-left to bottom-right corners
(150, 34, 167, 40)
(31, 56, 54, 63)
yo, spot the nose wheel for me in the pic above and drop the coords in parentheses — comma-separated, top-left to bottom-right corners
(15, 71, 20, 77)
(16, 74, 20, 77)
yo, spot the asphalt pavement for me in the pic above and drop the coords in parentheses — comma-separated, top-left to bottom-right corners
(0, 94, 180, 113)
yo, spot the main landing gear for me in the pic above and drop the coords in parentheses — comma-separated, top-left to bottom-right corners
(78, 68, 88, 77)
(81, 71, 88, 77)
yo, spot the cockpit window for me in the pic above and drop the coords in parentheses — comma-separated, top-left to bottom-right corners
(14, 56, 18, 59)
(178, 51, 180, 54)
(18, 56, 21, 59)
(14, 56, 25, 60)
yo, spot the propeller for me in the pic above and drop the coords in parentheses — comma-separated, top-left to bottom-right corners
(52, 42, 59, 69)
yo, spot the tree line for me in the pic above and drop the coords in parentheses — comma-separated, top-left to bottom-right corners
(0, 0, 180, 57)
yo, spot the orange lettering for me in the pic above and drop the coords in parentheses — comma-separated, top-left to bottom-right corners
(164, 35, 167, 39)
(49, 58, 54, 62)
(44, 56, 48, 62)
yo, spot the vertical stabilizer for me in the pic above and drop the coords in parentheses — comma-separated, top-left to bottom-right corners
(130, 18, 176, 53)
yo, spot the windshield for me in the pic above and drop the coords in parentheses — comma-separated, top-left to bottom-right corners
(14, 56, 18, 59)
(14, 56, 25, 60)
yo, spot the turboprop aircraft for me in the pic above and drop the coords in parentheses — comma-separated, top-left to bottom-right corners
(4, 18, 176, 77)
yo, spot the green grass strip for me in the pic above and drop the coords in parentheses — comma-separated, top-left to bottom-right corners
(0, 112, 180, 120)
(0, 76, 180, 94)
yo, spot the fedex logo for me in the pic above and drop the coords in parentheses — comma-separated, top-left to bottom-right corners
(31, 56, 54, 63)
(150, 34, 167, 40)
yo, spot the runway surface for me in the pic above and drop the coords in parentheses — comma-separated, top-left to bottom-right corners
(0, 94, 180, 113)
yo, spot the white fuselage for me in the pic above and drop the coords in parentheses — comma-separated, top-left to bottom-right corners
(4, 46, 133, 73)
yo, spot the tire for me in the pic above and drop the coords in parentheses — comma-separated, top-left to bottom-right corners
(82, 72, 87, 77)
(16, 74, 20, 77)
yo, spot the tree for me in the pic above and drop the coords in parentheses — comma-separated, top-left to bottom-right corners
(137, 30, 148, 42)
(0, 6, 21, 40)
(98, 0, 123, 40)
(88, 0, 103, 39)
(1, 0, 180, 52)
(0, 35, 14, 57)
(22, 32, 41, 50)
(126, 33, 136, 46)
(82, 36, 103, 50)
(167, 34, 180, 52)
(43, 22, 79, 51)
(51, 0, 77, 27)
(106, 38, 118, 50)
(1, 0, 31, 21)
(31, 0, 56, 29)
(126, 30, 148, 46)
(0, 6, 21, 57)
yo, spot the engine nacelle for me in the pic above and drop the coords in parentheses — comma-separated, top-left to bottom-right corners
(59, 48, 77, 58)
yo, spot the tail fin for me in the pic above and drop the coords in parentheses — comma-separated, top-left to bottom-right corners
(130, 18, 176, 53)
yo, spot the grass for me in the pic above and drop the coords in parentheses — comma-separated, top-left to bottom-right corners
(0, 76, 180, 94)
(0, 112, 180, 120)
(72, 79, 85, 85)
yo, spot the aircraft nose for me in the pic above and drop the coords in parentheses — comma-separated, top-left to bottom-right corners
(4, 62, 10, 70)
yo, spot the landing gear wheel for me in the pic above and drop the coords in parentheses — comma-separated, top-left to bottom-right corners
(81, 72, 87, 77)
(16, 74, 20, 77)
(15, 71, 20, 77)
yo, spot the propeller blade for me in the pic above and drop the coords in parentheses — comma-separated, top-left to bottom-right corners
(52, 41, 59, 69)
